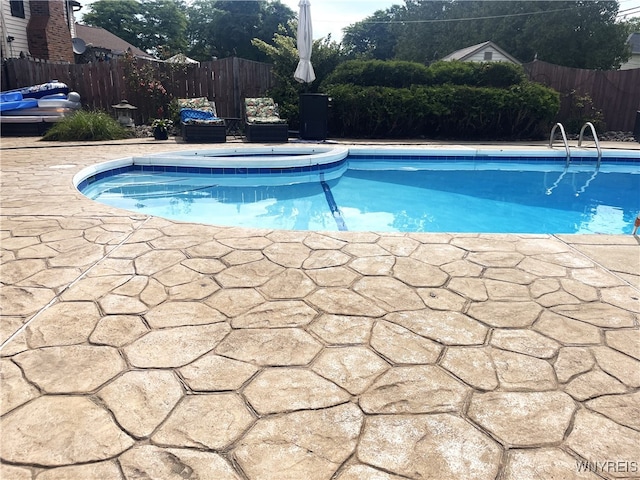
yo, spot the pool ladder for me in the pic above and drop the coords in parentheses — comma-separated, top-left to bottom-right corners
(546, 122, 603, 197)
(549, 122, 602, 168)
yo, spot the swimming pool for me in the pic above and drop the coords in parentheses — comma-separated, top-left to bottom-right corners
(76, 146, 640, 234)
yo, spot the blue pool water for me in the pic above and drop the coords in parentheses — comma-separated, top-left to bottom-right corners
(79, 155, 640, 234)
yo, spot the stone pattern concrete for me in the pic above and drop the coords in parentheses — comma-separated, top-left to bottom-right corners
(1, 138, 639, 479)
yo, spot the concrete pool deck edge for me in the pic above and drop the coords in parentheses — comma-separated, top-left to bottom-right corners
(1, 136, 639, 480)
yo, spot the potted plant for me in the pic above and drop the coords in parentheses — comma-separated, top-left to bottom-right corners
(151, 118, 173, 140)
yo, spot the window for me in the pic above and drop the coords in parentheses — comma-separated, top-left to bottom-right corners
(483, 51, 493, 61)
(10, 0, 25, 18)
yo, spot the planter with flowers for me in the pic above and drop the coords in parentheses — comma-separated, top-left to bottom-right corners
(151, 118, 173, 140)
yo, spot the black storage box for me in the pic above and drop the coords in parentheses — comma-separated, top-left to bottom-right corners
(245, 123, 289, 143)
(181, 123, 226, 143)
(299, 93, 329, 140)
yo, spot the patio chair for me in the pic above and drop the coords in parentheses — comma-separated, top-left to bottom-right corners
(178, 97, 226, 143)
(244, 97, 289, 143)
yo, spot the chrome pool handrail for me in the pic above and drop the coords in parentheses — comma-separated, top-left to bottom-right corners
(578, 122, 602, 169)
(549, 123, 571, 168)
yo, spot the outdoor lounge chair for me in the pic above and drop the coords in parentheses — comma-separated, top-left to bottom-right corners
(244, 97, 289, 143)
(178, 97, 226, 143)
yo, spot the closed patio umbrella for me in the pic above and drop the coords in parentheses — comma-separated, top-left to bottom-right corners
(294, 0, 315, 83)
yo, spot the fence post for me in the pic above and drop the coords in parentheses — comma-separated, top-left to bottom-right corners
(233, 56, 241, 118)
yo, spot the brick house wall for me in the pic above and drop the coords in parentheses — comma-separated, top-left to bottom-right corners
(27, 0, 74, 62)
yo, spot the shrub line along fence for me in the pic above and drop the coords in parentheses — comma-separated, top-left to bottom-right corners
(1, 56, 275, 124)
(2, 57, 639, 132)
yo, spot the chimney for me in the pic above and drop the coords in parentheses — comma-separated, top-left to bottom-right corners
(27, 0, 74, 62)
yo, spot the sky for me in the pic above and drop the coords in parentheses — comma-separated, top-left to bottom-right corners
(298, 0, 640, 40)
(77, 0, 393, 41)
(281, 0, 395, 40)
(78, 0, 640, 43)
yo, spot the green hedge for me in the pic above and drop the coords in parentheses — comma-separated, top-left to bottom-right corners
(322, 59, 558, 139)
(325, 82, 559, 139)
(323, 59, 526, 89)
(322, 60, 431, 88)
(426, 61, 525, 88)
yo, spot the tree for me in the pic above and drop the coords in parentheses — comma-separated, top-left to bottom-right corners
(508, 1, 629, 69)
(612, 14, 639, 66)
(344, 1, 630, 70)
(342, 6, 406, 60)
(347, 1, 454, 63)
(185, 0, 295, 62)
(81, 0, 188, 57)
(81, 0, 143, 48)
(258, 1, 297, 45)
(252, 28, 346, 127)
(139, 0, 188, 58)
(621, 16, 640, 34)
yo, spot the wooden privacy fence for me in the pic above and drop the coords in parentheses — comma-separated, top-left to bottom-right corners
(2, 56, 275, 123)
(523, 60, 640, 133)
(4, 56, 639, 132)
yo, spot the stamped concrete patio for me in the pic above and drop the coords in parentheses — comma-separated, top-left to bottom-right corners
(1, 136, 639, 480)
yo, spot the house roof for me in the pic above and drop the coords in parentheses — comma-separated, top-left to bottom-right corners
(627, 33, 640, 55)
(74, 23, 152, 59)
(442, 41, 521, 64)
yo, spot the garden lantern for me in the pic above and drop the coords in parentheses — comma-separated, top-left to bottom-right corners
(112, 100, 137, 127)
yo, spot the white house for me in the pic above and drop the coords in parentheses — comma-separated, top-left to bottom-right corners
(1, 0, 152, 65)
(442, 41, 521, 64)
(1, 0, 81, 62)
(620, 33, 640, 70)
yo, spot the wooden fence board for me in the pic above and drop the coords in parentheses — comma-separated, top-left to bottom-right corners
(2, 56, 274, 124)
(524, 60, 640, 132)
(9, 57, 635, 132)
